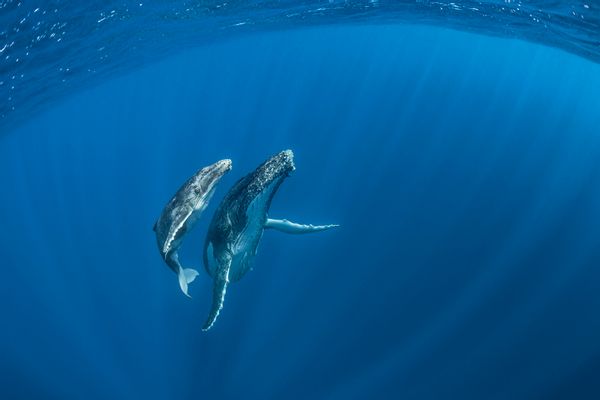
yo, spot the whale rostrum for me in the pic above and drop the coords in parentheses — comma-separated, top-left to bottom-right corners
(202, 150, 338, 330)
(154, 159, 232, 297)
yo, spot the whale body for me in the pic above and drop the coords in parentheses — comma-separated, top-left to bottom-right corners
(202, 150, 338, 330)
(154, 159, 232, 297)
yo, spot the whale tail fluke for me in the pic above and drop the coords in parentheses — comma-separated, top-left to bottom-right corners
(203, 262, 231, 331)
(265, 218, 339, 234)
(178, 268, 199, 298)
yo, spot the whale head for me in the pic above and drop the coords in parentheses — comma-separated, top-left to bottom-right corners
(192, 158, 232, 190)
(188, 158, 232, 211)
(255, 149, 295, 185)
(272, 149, 295, 174)
(204, 158, 233, 182)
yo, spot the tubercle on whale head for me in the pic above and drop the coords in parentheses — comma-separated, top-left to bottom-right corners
(205, 158, 233, 180)
(191, 159, 232, 195)
(247, 150, 295, 189)
(272, 149, 295, 175)
(214, 158, 233, 173)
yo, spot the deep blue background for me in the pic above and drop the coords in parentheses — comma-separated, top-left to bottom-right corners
(1, 25, 600, 399)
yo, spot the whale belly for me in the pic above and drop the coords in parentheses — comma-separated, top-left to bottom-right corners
(229, 213, 264, 281)
(204, 213, 264, 281)
(205, 174, 279, 281)
(228, 177, 280, 281)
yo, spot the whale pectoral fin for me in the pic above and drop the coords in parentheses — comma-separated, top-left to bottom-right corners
(163, 206, 193, 255)
(265, 218, 339, 234)
(202, 259, 231, 331)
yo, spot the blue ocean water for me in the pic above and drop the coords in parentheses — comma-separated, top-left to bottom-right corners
(2, 2, 600, 400)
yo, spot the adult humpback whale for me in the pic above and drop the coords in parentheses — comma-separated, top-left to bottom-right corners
(154, 159, 232, 297)
(202, 150, 338, 330)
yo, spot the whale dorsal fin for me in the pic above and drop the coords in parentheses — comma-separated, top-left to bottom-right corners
(265, 218, 339, 234)
(202, 255, 232, 331)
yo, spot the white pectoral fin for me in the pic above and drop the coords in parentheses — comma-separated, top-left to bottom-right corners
(265, 218, 339, 234)
(202, 258, 231, 331)
(163, 205, 193, 255)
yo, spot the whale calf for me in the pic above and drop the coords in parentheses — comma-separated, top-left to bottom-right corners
(202, 150, 338, 330)
(154, 159, 232, 297)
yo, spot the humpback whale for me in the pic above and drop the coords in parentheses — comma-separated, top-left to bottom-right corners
(154, 159, 232, 297)
(202, 150, 338, 330)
